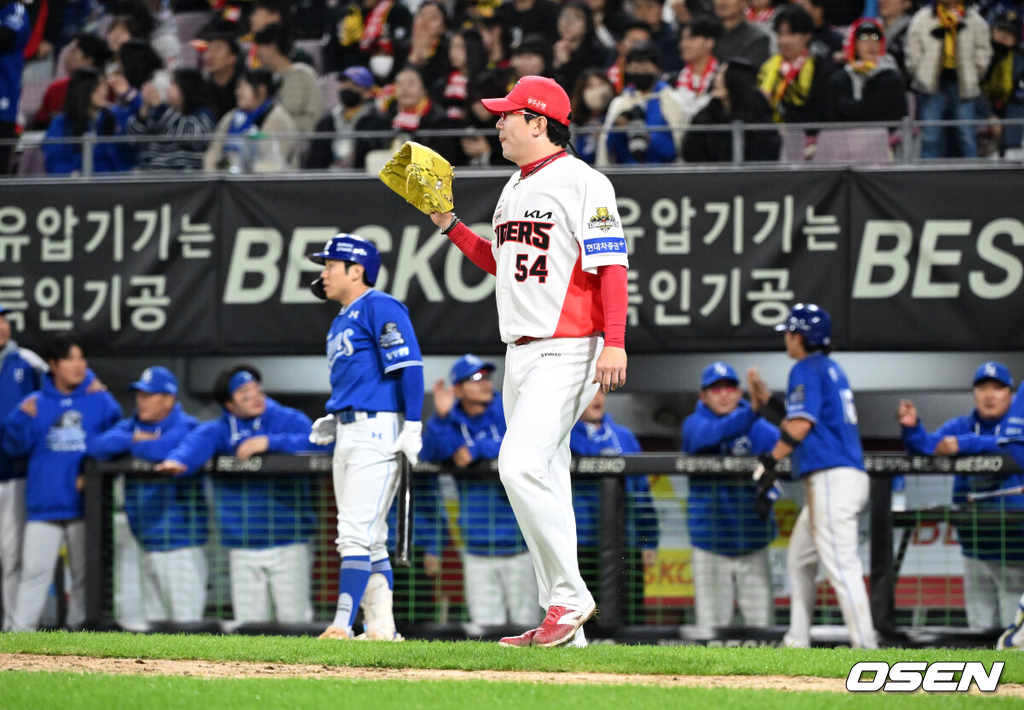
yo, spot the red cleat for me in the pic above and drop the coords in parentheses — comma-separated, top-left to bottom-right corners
(498, 628, 538, 647)
(532, 603, 596, 647)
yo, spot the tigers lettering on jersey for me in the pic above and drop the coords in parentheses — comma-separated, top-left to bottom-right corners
(495, 220, 553, 250)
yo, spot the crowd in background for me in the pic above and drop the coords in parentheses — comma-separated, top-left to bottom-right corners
(2, 0, 1024, 174)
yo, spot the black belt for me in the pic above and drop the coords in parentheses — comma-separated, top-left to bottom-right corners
(335, 410, 378, 424)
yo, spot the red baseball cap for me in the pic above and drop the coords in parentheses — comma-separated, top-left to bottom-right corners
(481, 76, 572, 126)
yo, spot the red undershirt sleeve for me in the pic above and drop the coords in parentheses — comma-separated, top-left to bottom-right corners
(598, 264, 627, 348)
(446, 222, 497, 275)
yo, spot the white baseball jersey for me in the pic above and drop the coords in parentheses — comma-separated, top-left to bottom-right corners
(490, 154, 629, 344)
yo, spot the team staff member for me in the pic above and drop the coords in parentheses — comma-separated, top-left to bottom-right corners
(307, 234, 424, 641)
(426, 75, 629, 647)
(0, 304, 45, 630)
(88, 367, 207, 623)
(748, 304, 878, 649)
(421, 354, 540, 629)
(3, 332, 122, 631)
(899, 362, 1024, 629)
(682, 361, 778, 629)
(156, 366, 323, 624)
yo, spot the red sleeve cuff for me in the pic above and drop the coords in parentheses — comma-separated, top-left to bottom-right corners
(599, 264, 627, 348)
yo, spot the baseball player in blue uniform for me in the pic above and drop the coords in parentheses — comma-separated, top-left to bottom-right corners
(748, 304, 878, 648)
(420, 354, 539, 628)
(898, 361, 1024, 629)
(307, 234, 425, 641)
(0, 303, 45, 630)
(156, 365, 323, 623)
(3, 332, 122, 631)
(88, 366, 207, 623)
(682, 361, 779, 629)
(0, 0, 30, 174)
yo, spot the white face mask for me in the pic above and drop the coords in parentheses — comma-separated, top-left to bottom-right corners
(583, 86, 612, 112)
(370, 54, 395, 79)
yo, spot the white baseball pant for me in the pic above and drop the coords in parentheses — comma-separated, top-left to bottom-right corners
(142, 546, 209, 622)
(228, 543, 312, 623)
(0, 478, 26, 631)
(332, 412, 401, 564)
(462, 551, 541, 626)
(962, 556, 1024, 629)
(691, 546, 772, 628)
(785, 467, 878, 648)
(11, 519, 87, 631)
(498, 335, 602, 612)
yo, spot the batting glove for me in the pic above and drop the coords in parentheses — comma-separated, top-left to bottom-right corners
(753, 453, 782, 520)
(309, 414, 337, 445)
(390, 420, 423, 466)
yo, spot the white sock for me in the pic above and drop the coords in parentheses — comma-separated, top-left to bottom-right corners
(331, 592, 354, 631)
(566, 627, 588, 648)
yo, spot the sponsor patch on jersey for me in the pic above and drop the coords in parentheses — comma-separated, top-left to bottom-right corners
(583, 237, 627, 256)
(587, 206, 620, 232)
(379, 322, 406, 348)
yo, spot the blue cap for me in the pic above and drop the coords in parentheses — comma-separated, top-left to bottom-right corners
(700, 361, 739, 389)
(449, 354, 495, 385)
(340, 66, 374, 89)
(973, 361, 1013, 388)
(775, 303, 832, 347)
(130, 366, 178, 395)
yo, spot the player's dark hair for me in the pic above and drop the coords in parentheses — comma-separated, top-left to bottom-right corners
(773, 4, 814, 36)
(344, 262, 373, 287)
(213, 364, 263, 405)
(799, 334, 832, 356)
(44, 331, 85, 362)
(685, 14, 723, 41)
(254, 22, 293, 56)
(545, 118, 571, 148)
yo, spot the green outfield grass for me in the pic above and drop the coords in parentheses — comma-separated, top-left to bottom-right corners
(0, 632, 1021, 682)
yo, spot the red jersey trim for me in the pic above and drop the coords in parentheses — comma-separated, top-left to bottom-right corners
(551, 248, 604, 339)
(518, 150, 568, 179)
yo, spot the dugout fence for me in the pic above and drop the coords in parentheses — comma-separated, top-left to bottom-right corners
(74, 453, 1023, 648)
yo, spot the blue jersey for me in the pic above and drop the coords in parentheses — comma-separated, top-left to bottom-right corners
(569, 414, 659, 550)
(681, 399, 779, 556)
(786, 352, 864, 476)
(0, 2, 30, 124)
(325, 289, 423, 415)
(87, 403, 207, 552)
(0, 341, 44, 481)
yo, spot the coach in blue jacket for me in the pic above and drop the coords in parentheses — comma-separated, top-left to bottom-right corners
(420, 354, 539, 627)
(899, 361, 1024, 629)
(681, 361, 778, 629)
(3, 332, 122, 631)
(156, 365, 326, 623)
(88, 366, 206, 623)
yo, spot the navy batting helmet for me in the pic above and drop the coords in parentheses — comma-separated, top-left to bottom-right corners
(775, 303, 831, 347)
(308, 233, 381, 285)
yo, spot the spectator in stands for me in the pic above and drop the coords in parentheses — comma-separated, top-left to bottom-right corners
(362, 65, 457, 161)
(682, 59, 781, 161)
(0, 304, 45, 632)
(898, 362, 1024, 629)
(322, 0, 413, 82)
(436, 28, 487, 122)
(980, 9, 1024, 158)
(508, 34, 552, 81)
(306, 65, 378, 170)
(675, 15, 723, 119)
(798, 0, 845, 63)
(757, 5, 829, 125)
(552, 1, 609, 95)
(824, 18, 907, 123)
(744, 0, 785, 26)
(495, 0, 561, 50)
(476, 14, 511, 70)
(634, 0, 683, 72)
(406, 1, 451, 89)
(905, 0, 992, 158)
(110, 39, 164, 111)
(105, 0, 180, 67)
(247, 0, 316, 68)
(569, 390, 659, 629)
(713, 0, 771, 68)
(32, 32, 113, 130)
(570, 67, 617, 163)
(585, 0, 629, 50)
(877, 0, 916, 78)
(450, 69, 507, 166)
(155, 365, 325, 624)
(0, 0, 29, 174)
(43, 66, 136, 175)
(127, 68, 216, 171)
(420, 355, 540, 630)
(87, 367, 207, 624)
(600, 41, 686, 164)
(606, 20, 654, 92)
(254, 22, 322, 140)
(4, 332, 122, 631)
(681, 362, 778, 629)
(21, 0, 58, 62)
(203, 67, 298, 172)
(203, 34, 243, 122)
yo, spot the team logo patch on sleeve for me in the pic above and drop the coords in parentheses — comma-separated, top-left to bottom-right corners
(789, 384, 806, 405)
(583, 237, 627, 255)
(587, 206, 620, 232)
(379, 322, 406, 348)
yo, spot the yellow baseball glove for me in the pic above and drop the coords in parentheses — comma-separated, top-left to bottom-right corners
(379, 141, 455, 215)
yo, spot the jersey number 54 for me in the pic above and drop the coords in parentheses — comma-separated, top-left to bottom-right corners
(514, 254, 549, 283)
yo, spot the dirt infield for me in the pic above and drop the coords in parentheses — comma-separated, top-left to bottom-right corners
(2, 653, 1022, 695)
